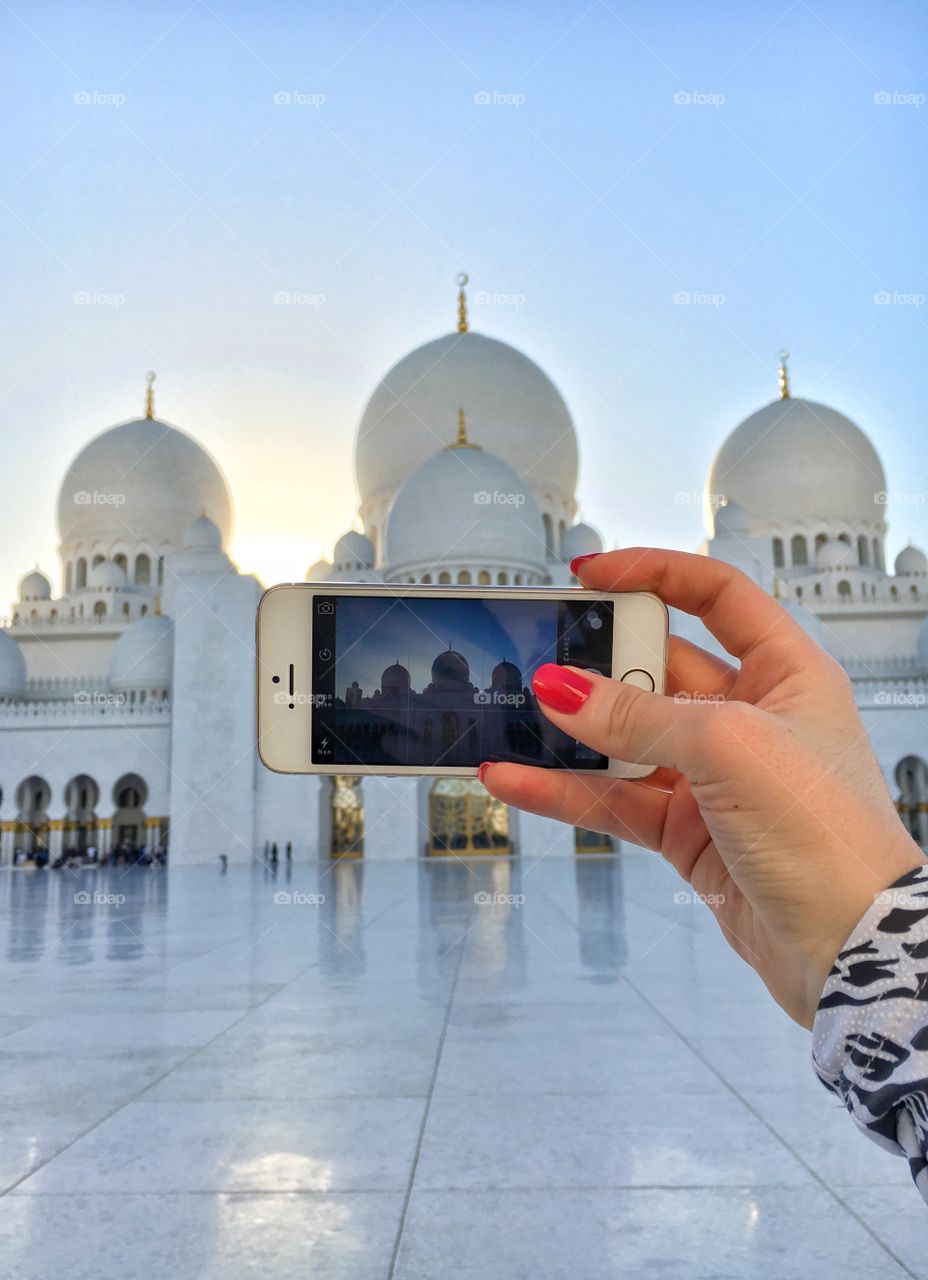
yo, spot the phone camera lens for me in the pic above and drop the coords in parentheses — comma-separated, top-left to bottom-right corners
(588, 613, 603, 631)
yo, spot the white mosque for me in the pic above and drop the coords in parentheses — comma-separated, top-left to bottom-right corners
(1, 279, 927, 865)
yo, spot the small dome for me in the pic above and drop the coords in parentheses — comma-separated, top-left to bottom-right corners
(431, 648, 470, 690)
(108, 614, 174, 690)
(384, 445, 547, 578)
(895, 544, 928, 577)
(816, 538, 854, 571)
(305, 559, 332, 583)
(713, 499, 751, 537)
(183, 515, 223, 551)
(491, 659, 522, 693)
(561, 522, 604, 562)
(706, 398, 886, 535)
(0, 629, 27, 699)
(381, 662, 411, 695)
(18, 569, 51, 602)
(333, 530, 375, 571)
(87, 559, 127, 590)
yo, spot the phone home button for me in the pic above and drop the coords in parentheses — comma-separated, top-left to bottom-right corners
(620, 668, 655, 692)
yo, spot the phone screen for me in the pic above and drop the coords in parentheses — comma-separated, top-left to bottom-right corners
(310, 594, 613, 769)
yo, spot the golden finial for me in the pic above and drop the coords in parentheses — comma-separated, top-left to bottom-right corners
(445, 407, 481, 450)
(456, 272, 469, 333)
(778, 350, 790, 400)
(145, 371, 156, 419)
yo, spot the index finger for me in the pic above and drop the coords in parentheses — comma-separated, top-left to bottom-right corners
(576, 546, 818, 665)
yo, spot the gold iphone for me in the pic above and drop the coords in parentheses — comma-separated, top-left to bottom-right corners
(256, 583, 667, 779)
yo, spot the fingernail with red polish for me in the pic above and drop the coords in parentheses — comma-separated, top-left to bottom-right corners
(532, 663, 592, 714)
(570, 553, 600, 577)
(477, 762, 492, 784)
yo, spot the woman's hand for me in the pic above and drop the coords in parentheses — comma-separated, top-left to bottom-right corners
(481, 548, 925, 1028)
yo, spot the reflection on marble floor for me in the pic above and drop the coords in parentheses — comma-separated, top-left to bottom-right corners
(0, 856, 921, 1280)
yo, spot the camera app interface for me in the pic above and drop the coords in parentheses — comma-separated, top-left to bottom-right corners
(311, 595, 613, 769)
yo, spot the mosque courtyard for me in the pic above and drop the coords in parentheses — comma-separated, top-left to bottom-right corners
(0, 854, 922, 1280)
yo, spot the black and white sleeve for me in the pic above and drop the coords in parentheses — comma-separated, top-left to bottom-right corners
(812, 862, 928, 1205)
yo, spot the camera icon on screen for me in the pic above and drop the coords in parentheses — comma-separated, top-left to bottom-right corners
(317, 601, 334, 615)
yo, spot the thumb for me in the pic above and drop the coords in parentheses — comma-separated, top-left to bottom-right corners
(532, 663, 705, 773)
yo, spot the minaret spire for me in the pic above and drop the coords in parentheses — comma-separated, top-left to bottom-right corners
(778, 350, 790, 400)
(446, 407, 481, 450)
(456, 272, 469, 333)
(145, 370, 157, 419)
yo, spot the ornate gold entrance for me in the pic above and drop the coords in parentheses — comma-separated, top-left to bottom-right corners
(330, 775, 364, 858)
(428, 778, 511, 856)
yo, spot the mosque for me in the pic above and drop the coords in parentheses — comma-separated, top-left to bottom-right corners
(1, 277, 927, 864)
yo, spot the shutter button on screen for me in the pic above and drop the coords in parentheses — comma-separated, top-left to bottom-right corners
(620, 668, 655, 691)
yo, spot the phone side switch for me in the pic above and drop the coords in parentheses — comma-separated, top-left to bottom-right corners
(620, 668, 655, 691)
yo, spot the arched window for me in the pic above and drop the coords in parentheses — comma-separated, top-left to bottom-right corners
(912, 585, 919, 599)
(122, 602, 130, 617)
(65, 562, 73, 593)
(438, 571, 451, 585)
(514, 574, 523, 585)
(50, 608, 57, 621)
(93, 600, 106, 619)
(790, 534, 808, 566)
(837, 532, 851, 546)
(815, 532, 829, 554)
(890, 584, 898, 600)
(857, 535, 870, 567)
(478, 570, 490, 585)
(497, 572, 509, 584)
(135, 553, 151, 585)
(92, 553, 105, 568)
(140, 604, 148, 616)
(795, 586, 803, 599)
(114, 553, 128, 574)
(772, 538, 784, 568)
(558, 519, 566, 556)
(837, 580, 852, 601)
(76, 558, 87, 589)
(542, 513, 554, 557)
(457, 570, 472, 584)
(421, 573, 432, 584)
(873, 539, 884, 571)
(157, 555, 164, 586)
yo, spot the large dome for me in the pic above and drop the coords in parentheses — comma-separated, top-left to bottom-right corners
(383, 444, 547, 579)
(57, 417, 233, 556)
(355, 332, 578, 518)
(705, 398, 887, 535)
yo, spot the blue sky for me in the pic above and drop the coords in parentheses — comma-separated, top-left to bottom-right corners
(1, 0, 925, 609)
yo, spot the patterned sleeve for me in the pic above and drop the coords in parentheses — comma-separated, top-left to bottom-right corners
(812, 862, 928, 1205)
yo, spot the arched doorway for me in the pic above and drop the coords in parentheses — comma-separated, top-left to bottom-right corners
(330, 776, 364, 858)
(428, 778, 511, 856)
(64, 774, 99, 853)
(112, 773, 147, 853)
(895, 756, 928, 847)
(15, 776, 51, 857)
